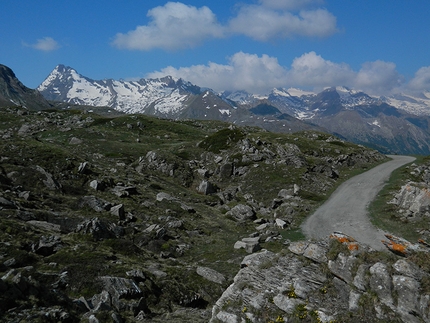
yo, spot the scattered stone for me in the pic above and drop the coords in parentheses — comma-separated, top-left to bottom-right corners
(302, 243, 327, 263)
(89, 179, 105, 191)
(196, 266, 226, 285)
(69, 137, 83, 145)
(112, 186, 138, 197)
(156, 192, 176, 202)
(198, 180, 217, 195)
(110, 204, 125, 220)
(275, 218, 287, 229)
(226, 204, 256, 221)
(34, 165, 62, 190)
(79, 196, 112, 212)
(78, 161, 89, 173)
(27, 220, 61, 233)
(76, 217, 117, 240)
(0, 196, 16, 209)
(31, 235, 63, 256)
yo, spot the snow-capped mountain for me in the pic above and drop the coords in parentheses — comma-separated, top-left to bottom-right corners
(37, 65, 233, 118)
(35, 64, 430, 155)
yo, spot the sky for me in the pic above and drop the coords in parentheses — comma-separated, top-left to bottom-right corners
(1, 0, 430, 95)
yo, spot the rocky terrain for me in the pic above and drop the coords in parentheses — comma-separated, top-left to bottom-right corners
(0, 104, 391, 322)
(210, 158, 430, 323)
(211, 234, 430, 323)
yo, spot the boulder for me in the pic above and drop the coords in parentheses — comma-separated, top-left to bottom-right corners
(226, 204, 256, 221)
(196, 266, 226, 285)
(198, 180, 217, 195)
(31, 235, 63, 256)
(78, 196, 112, 212)
(89, 180, 105, 191)
(369, 262, 394, 309)
(0, 197, 16, 209)
(156, 192, 176, 202)
(328, 253, 357, 283)
(76, 218, 117, 240)
(110, 204, 125, 220)
(34, 165, 62, 190)
(69, 137, 83, 145)
(302, 243, 327, 263)
(393, 275, 421, 322)
(393, 259, 423, 281)
(78, 161, 89, 173)
(99, 276, 142, 310)
(219, 163, 233, 178)
(112, 186, 137, 197)
(275, 218, 288, 229)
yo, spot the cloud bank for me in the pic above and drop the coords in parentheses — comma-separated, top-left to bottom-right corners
(23, 37, 60, 51)
(147, 51, 428, 95)
(112, 2, 224, 50)
(111, 1, 337, 50)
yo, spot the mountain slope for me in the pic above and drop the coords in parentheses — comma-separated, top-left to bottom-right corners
(36, 65, 430, 154)
(0, 64, 50, 110)
(38, 65, 231, 118)
(232, 87, 430, 155)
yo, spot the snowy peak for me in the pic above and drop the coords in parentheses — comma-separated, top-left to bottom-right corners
(37, 65, 209, 116)
(382, 92, 430, 116)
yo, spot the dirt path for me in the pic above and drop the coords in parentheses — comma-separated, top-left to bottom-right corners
(301, 155, 416, 250)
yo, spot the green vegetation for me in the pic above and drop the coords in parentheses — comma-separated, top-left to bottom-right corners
(368, 155, 429, 241)
(0, 106, 389, 322)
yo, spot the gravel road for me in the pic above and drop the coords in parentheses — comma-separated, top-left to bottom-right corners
(301, 155, 416, 250)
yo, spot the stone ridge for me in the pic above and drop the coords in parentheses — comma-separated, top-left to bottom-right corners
(211, 235, 430, 323)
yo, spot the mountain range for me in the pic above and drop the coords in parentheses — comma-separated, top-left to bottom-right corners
(2, 63, 430, 154)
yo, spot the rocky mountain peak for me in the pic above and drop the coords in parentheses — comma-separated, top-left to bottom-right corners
(0, 64, 50, 110)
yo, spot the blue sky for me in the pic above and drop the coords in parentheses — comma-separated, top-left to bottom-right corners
(1, 0, 430, 95)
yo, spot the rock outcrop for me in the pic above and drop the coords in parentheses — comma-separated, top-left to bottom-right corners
(211, 234, 430, 323)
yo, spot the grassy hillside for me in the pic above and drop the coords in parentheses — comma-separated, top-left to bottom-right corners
(0, 106, 387, 322)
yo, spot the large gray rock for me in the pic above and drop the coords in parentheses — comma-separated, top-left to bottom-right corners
(226, 204, 256, 221)
(75, 218, 122, 240)
(393, 275, 421, 323)
(393, 259, 424, 281)
(391, 183, 430, 216)
(110, 204, 125, 220)
(34, 165, 62, 190)
(99, 276, 142, 311)
(302, 243, 327, 263)
(156, 192, 176, 202)
(369, 262, 394, 309)
(198, 180, 217, 195)
(78, 196, 112, 212)
(0, 197, 16, 209)
(31, 235, 63, 256)
(328, 253, 357, 283)
(196, 266, 226, 285)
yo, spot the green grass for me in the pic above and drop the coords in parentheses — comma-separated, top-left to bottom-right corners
(368, 155, 427, 242)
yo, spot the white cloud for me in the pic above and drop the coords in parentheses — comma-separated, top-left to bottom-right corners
(228, 6, 337, 40)
(112, 1, 338, 51)
(147, 51, 411, 95)
(288, 52, 355, 90)
(24, 37, 60, 51)
(147, 52, 289, 94)
(355, 61, 403, 95)
(408, 66, 430, 93)
(111, 2, 224, 50)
